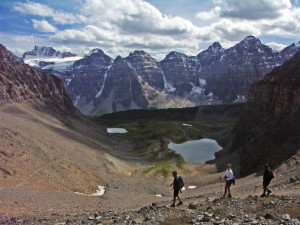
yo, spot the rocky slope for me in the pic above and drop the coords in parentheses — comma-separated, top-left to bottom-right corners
(0, 43, 135, 194)
(0, 44, 73, 110)
(20, 37, 300, 114)
(229, 51, 300, 176)
(1, 152, 300, 224)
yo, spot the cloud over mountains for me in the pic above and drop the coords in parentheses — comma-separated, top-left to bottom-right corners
(5, 0, 300, 58)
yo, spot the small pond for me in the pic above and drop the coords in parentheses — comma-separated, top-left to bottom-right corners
(107, 128, 128, 134)
(168, 139, 222, 164)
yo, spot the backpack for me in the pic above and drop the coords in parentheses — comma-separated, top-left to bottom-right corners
(264, 169, 274, 182)
(178, 176, 185, 189)
(269, 171, 274, 180)
(232, 176, 236, 185)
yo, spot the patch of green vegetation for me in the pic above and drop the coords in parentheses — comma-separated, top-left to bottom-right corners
(162, 216, 193, 225)
(143, 149, 184, 177)
(88, 107, 237, 173)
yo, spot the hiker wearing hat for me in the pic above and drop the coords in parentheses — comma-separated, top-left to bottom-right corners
(220, 164, 234, 198)
(261, 164, 274, 197)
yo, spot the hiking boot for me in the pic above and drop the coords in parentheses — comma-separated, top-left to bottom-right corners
(227, 194, 232, 198)
(170, 203, 175, 207)
(260, 193, 266, 197)
(267, 190, 272, 196)
(177, 201, 183, 206)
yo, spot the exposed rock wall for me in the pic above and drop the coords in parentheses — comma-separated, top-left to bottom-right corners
(230, 52, 300, 176)
(0, 44, 73, 111)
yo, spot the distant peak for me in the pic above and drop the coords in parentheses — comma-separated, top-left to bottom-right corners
(115, 55, 123, 61)
(165, 51, 186, 59)
(207, 42, 224, 52)
(211, 42, 222, 48)
(86, 48, 105, 57)
(129, 50, 149, 57)
(34, 46, 54, 50)
(242, 35, 259, 43)
(198, 42, 224, 56)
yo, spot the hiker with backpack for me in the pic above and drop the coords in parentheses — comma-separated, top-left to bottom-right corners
(170, 171, 184, 207)
(220, 163, 235, 198)
(261, 164, 274, 197)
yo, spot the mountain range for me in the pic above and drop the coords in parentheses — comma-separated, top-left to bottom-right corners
(20, 36, 300, 114)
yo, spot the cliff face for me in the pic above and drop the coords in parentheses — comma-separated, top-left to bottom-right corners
(230, 52, 300, 176)
(91, 56, 148, 114)
(247, 52, 300, 115)
(0, 44, 74, 111)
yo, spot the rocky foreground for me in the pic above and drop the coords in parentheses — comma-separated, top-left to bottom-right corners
(1, 152, 299, 225)
(1, 193, 299, 224)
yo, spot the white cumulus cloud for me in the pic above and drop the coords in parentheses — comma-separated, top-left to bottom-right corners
(32, 19, 58, 32)
(11, 0, 300, 58)
(265, 42, 287, 52)
(14, 1, 85, 25)
(195, 7, 221, 20)
(195, 0, 300, 43)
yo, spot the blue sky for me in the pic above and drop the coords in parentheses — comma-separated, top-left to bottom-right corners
(0, 0, 299, 59)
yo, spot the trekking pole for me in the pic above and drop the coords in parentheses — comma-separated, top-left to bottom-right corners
(219, 178, 223, 196)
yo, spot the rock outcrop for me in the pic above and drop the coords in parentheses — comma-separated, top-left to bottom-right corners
(91, 56, 149, 114)
(230, 52, 300, 176)
(62, 48, 113, 114)
(0, 44, 74, 111)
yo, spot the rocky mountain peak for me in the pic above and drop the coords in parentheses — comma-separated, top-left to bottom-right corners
(239, 35, 262, 47)
(23, 46, 59, 58)
(86, 48, 106, 57)
(205, 42, 225, 55)
(23, 46, 76, 59)
(129, 50, 150, 57)
(210, 42, 223, 50)
(280, 41, 300, 59)
(114, 55, 123, 63)
(164, 51, 186, 60)
(242, 35, 259, 43)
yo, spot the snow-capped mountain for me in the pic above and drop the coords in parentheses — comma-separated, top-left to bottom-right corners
(22, 46, 83, 73)
(203, 36, 300, 102)
(62, 48, 113, 114)
(20, 36, 300, 114)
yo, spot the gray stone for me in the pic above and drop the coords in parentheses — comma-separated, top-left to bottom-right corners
(282, 214, 291, 221)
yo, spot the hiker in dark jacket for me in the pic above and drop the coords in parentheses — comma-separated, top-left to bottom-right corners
(170, 171, 183, 207)
(261, 164, 274, 197)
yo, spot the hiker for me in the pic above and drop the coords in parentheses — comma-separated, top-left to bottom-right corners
(220, 163, 234, 198)
(170, 171, 183, 207)
(261, 164, 274, 197)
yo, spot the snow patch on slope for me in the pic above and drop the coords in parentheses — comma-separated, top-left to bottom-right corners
(95, 65, 112, 98)
(159, 67, 176, 92)
(24, 56, 83, 72)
